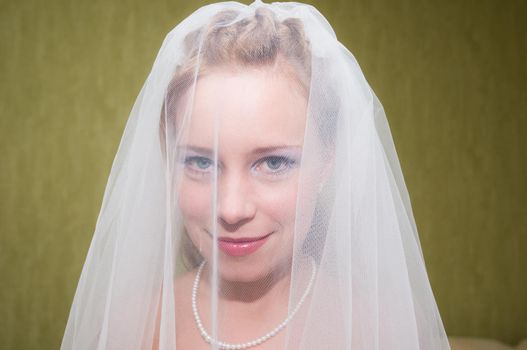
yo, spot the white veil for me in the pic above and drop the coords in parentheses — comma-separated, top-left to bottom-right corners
(61, 1, 451, 349)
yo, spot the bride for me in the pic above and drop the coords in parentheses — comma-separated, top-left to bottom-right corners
(61, 1, 451, 349)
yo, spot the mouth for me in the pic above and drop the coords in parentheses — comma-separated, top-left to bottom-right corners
(211, 232, 273, 257)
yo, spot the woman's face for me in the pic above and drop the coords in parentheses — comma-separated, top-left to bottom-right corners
(175, 67, 319, 282)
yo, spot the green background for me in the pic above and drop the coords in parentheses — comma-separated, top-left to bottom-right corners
(1, 0, 526, 348)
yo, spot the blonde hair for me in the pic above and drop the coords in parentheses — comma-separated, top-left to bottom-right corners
(164, 7, 311, 118)
(162, 8, 312, 269)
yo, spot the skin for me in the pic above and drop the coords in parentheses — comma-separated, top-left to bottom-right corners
(154, 65, 328, 349)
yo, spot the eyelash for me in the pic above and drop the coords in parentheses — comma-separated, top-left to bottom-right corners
(254, 156, 298, 176)
(181, 155, 298, 178)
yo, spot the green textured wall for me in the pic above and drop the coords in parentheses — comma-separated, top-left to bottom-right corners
(1, 0, 525, 349)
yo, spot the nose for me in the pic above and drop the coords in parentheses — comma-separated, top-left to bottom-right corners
(217, 174, 256, 229)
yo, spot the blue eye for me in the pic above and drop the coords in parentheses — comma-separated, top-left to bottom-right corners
(256, 155, 297, 176)
(184, 156, 214, 173)
(195, 157, 212, 169)
(181, 153, 299, 180)
(265, 156, 287, 170)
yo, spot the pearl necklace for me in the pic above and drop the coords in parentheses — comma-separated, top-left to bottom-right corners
(191, 259, 316, 350)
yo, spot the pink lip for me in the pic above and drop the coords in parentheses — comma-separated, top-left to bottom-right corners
(217, 233, 272, 257)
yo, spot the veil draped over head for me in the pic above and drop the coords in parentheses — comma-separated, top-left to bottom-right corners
(61, 1, 451, 349)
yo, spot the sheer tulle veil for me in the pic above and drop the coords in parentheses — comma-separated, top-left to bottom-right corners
(61, 1, 451, 349)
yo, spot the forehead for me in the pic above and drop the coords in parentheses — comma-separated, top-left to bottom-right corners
(176, 68, 308, 152)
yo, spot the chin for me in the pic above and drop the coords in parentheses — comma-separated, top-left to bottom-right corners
(215, 256, 272, 283)
(216, 252, 293, 284)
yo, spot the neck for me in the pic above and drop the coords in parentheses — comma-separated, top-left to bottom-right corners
(200, 262, 292, 307)
(191, 256, 316, 344)
(220, 266, 291, 304)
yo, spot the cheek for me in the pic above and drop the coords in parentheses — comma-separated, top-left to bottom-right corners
(260, 176, 319, 245)
(255, 179, 299, 234)
(178, 179, 212, 230)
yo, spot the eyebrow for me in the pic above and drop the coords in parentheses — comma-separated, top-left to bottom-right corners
(176, 145, 302, 156)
